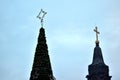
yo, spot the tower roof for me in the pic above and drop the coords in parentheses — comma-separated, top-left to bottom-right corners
(86, 27, 112, 80)
(92, 43, 105, 65)
(91, 27, 105, 65)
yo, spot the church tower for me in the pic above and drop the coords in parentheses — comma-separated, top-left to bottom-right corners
(29, 9, 55, 80)
(86, 27, 112, 80)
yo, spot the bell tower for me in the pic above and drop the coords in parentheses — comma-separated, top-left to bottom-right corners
(86, 27, 112, 80)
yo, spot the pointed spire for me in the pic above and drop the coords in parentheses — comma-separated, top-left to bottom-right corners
(92, 27, 105, 65)
(92, 45, 105, 65)
(86, 27, 112, 80)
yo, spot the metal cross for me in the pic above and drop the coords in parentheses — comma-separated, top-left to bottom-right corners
(94, 26, 100, 43)
(37, 9, 47, 27)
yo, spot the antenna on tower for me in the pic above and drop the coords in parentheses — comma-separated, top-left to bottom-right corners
(37, 9, 47, 27)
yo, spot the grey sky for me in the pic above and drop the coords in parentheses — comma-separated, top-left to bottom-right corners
(0, 0, 120, 80)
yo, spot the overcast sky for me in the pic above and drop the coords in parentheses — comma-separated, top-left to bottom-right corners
(0, 0, 120, 80)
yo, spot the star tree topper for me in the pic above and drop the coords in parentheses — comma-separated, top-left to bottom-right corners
(37, 9, 47, 27)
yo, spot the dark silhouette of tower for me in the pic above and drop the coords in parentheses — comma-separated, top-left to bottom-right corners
(29, 27, 55, 80)
(86, 27, 112, 80)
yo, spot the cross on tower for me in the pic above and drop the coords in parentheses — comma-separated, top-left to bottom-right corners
(37, 9, 47, 27)
(94, 26, 100, 43)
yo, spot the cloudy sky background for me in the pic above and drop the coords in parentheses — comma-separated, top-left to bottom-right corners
(0, 0, 120, 80)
